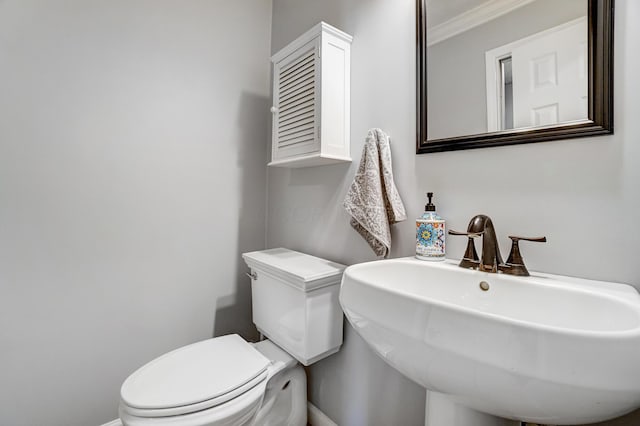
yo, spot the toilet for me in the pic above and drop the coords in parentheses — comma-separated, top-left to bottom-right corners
(118, 248, 345, 426)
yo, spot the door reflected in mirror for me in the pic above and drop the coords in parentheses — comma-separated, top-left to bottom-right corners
(416, 0, 614, 154)
(487, 16, 588, 133)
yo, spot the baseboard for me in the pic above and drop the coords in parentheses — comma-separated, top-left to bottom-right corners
(308, 401, 338, 426)
(103, 403, 334, 426)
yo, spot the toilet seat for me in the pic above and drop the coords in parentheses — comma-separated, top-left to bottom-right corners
(120, 335, 271, 418)
(119, 381, 267, 426)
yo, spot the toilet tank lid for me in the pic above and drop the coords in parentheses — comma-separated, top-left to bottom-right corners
(243, 248, 345, 291)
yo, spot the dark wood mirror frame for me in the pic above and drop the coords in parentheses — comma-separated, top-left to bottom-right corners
(416, 0, 614, 154)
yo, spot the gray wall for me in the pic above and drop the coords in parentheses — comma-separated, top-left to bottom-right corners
(270, 0, 640, 425)
(0, 1, 272, 425)
(427, 0, 586, 139)
(270, 0, 427, 424)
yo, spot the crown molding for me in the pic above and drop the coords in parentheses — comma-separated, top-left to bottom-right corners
(427, 0, 536, 46)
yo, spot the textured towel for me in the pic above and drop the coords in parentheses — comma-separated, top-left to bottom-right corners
(344, 128, 407, 257)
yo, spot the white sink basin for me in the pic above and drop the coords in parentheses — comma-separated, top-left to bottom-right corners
(340, 258, 640, 425)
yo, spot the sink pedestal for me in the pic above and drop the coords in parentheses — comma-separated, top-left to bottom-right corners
(426, 392, 519, 426)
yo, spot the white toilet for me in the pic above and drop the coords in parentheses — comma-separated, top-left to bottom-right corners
(118, 248, 345, 426)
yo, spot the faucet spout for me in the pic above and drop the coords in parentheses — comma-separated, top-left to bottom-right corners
(449, 214, 546, 276)
(467, 214, 503, 272)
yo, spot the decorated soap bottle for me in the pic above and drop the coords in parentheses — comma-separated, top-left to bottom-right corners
(416, 192, 446, 261)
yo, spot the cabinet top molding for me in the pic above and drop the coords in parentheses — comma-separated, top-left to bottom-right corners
(271, 22, 353, 64)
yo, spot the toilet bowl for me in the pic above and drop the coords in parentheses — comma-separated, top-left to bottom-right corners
(119, 335, 306, 426)
(119, 248, 345, 426)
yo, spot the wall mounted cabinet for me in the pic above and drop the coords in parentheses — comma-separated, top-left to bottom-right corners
(269, 22, 352, 168)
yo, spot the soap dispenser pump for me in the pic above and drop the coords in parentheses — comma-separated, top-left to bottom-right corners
(416, 192, 445, 261)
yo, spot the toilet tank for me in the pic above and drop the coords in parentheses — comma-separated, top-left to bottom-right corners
(242, 248, 345, 366)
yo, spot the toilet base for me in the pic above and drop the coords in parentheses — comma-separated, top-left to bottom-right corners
(254, 364, 307, 426)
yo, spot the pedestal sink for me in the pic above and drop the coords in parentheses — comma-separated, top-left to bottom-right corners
(339, 258, 640, 425)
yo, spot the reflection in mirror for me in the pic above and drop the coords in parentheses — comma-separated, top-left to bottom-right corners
(427, 0, 588, 140)
(486, 16, 588, 132)
(416, 0, 614, 154)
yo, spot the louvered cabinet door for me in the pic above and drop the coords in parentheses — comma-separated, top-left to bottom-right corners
(272, 38, 320, 162)
(269, 22, 351, 168)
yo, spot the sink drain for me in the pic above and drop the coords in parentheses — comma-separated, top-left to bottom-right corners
(479, 281, 490, 291)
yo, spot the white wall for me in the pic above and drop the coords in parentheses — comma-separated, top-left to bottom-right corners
(0, 1, 272, 425)
(269, 0, 640, 425)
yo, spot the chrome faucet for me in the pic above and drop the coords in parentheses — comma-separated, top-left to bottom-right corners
(449, 214, 546, 276)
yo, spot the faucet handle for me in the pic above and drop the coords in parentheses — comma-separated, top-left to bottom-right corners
(508, 236, 547, 243)
(448, 230, 482, 269)
(504, 235, 547, 276)
(448, 230, 483, 238)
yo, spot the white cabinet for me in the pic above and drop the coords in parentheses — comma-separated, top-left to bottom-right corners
(269, 22, 352, 168)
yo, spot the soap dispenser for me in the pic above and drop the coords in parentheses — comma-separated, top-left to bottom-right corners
(416, 192, 445, 261)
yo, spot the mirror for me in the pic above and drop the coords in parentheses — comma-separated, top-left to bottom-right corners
(416, 0, 614, 153)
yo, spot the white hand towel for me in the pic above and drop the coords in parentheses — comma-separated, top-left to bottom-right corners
(344, 128, 407, 257)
